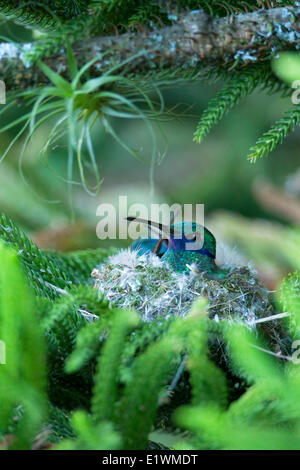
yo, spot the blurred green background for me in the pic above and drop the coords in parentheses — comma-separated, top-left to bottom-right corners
(1, 18, 300, 289)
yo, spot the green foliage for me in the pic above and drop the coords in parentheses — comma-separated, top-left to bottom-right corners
(65, 310, 111, 374)
(193, 67, 262, 144)
(272, 52, 300, 87)
(1, 215, 300, 450)
(2, 0, 300, 451)
(0, 241, 47, 449)
(119, 317, 176, 380)
(0, 1, 89, 31)
(0, 0, 298, 181)
(1, 46, 166, 198)
(248, 106, 300, 162)
(174, 322, 297, 450)
(279, 270, 300, 340)
(91, 309, 140, 423)
(89, 0, 169, 34)
(117, 333, 179, 449)
(178, 1, 293, 17)
(0, 212, 68, 298)
(193, 61, 295, 162)
(55, 411, 121, 450)
(184, 300, 228, 408)
(0, 0, 298, 177)
(172, 272, 300, 450)
(0, 212, 112, 298)
(236, 52, 300, 162)
(1, 0, 293, 36)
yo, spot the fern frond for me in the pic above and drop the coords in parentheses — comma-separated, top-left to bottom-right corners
(248, 106, 300, 163)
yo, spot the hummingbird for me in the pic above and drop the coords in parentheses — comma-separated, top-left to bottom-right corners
(126, 217, 227, 278)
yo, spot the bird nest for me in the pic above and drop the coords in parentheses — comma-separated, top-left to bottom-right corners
(91, 248, 290, 371)
(92, 249, 274, 325)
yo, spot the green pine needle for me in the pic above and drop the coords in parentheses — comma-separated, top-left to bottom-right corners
(193, 68, 262, 144)
(248, 107, 300, 163)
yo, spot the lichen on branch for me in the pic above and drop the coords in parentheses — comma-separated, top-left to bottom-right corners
(1, 6, 300, 90)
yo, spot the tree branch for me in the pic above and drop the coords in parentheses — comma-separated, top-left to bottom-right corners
(1, 6, 300, 91)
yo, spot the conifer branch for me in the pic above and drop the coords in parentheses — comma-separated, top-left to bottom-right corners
(248, 106, 300, 162)
(193, 67, 262, 144)
(1, 6, 300, 90)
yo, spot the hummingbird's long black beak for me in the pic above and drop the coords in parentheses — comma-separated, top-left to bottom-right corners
(125, 216, 172, 238)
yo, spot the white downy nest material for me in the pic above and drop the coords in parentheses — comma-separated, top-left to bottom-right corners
(92, 246, 275, 327)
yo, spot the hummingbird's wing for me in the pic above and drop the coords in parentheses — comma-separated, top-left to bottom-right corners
(131, 238, 168, 257)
